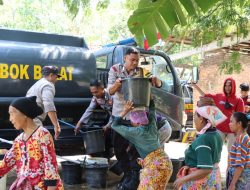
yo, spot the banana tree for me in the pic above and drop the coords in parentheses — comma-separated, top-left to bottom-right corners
(128, 0, 221, 47)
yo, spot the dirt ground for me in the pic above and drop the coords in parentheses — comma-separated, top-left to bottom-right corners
(4, 164, 176, 190)
(3, 142, 227, 190)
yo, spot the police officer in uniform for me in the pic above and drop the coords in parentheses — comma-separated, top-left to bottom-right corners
(75, 79, 113, 158)
(26, 66, 61, 140)
(108, 47, 162, 190)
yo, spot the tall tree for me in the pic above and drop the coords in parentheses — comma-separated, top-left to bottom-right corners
(128, 0, 250, 47)
(0, 0, 133, 47)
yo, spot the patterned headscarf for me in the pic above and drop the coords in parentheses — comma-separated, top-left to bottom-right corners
(130, 110, 149, 125)
(195, 106, 227, 134)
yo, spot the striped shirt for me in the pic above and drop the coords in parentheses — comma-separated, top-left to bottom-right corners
(229, 133, 250, 168)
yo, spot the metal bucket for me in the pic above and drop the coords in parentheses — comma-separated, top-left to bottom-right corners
(82, 127, 105, 154)
(122, 77, 151, 107)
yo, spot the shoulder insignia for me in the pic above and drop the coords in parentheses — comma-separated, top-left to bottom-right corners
(111, 65, 118, 72)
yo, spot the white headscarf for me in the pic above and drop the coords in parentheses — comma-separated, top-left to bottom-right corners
(195, 106, 227, 134)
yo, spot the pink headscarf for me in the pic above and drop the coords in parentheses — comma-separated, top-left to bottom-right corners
(130, 110, 149, 125)
(195, 106, 227, 134)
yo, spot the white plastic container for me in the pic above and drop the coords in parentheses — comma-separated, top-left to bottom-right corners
(86, 157, 108, 165)
(0, 175, 7, 190)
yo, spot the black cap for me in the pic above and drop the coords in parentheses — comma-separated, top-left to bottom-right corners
(42, 66, 61, 78)
(10, 96, 43, 119)
(240, 82, 249, 91)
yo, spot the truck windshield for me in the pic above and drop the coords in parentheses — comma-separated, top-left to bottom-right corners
(139, 54, 174, 93)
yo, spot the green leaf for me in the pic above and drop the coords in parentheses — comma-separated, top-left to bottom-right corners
(170, 0, 187, 26)
(238, 0, 247, 7)
(128, 15, 159, 46)
(0, 0, 3, 5)
(128, 0, 191, 47)
(194, 0, 220, 12)
(96, 0, 110, 10)
(143, 18, 158, 45)
(63, 0, 81, 18)
(153, 12, 169, 39)
(128, 0, 220, 47)
(159, 1, 179, 29)
(178, 0, 197, 16)
(133, 25, 144, 47)
(138, 0, 152, 8)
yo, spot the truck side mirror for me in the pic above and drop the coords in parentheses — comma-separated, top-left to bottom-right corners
(192, 67, 199, 83)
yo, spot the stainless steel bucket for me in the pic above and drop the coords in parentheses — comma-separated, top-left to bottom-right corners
(122, 77, 151, 107)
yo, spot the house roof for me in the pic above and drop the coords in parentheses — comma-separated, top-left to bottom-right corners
(168, 33, 250, 61)
(167, 35, 250, 55)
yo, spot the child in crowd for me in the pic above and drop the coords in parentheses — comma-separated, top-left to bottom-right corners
(239, 82, 250, 113)
(174, 104, 226, 190)
(111, 99, 173, 190)
(227, 112, 250, 190)
(0, 96, 63, 190)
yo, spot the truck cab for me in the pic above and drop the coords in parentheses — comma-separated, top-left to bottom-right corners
(94, 45, 185, 140)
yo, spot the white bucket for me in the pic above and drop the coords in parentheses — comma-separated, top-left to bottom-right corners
(86, 157, 108, 165)
(0, 175, 7, 190)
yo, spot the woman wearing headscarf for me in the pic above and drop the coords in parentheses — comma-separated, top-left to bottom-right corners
(112, 99, 173, 190)
(0, 96, 63, 190)
(174, 101, 227, 190)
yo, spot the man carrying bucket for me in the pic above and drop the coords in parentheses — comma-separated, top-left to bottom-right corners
(107, 47, 162, 190)
(75, 79, 113, 158)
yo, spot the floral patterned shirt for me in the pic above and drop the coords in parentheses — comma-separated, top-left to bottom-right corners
(0, 127, 63, 190)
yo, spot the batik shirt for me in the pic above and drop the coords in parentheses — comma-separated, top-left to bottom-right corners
(0, 127, 63, 190)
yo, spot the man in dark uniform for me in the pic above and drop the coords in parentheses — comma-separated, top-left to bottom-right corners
(107, 47, 162, 190)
